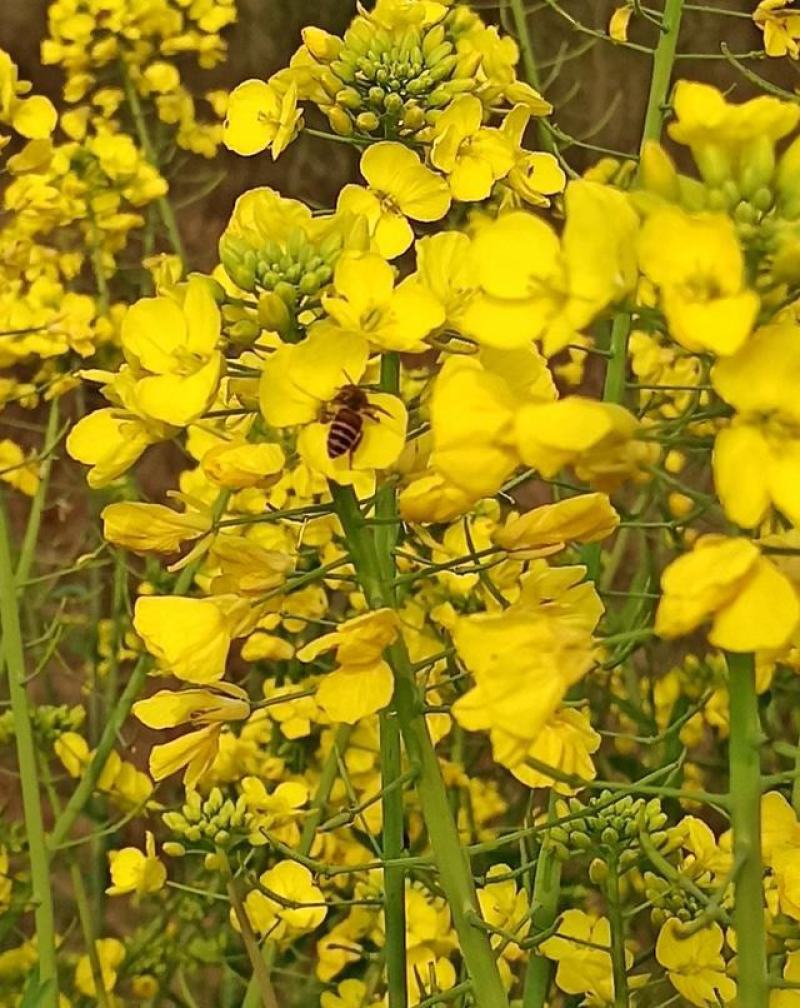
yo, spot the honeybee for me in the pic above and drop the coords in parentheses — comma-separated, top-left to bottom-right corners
(323, 384, 390, 460)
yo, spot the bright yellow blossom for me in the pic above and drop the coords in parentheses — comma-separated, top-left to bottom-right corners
(494, 492, 620, 557)
(133, 594, 251, 684)
(243, 861, 327, 940)
(712, 322, 800, 527)
(656, 920, 736, 1006)
(430, 95, 515, 201)
(655, 535, 800, 652)
(322, 251, 444, 353)
(540, 910, 629, 1004)
(297, 609, 399, 723)
(338, 141, 451, 259)
(224, 77, 300, 157)
(259, 324, 407, 484)
(755, 0, 800, 58)
(638, 207, 759, 356)
(101, 500, 212, 554)
(121, 276, 224, 427)
(75, 938, 125, 998)
(106, 831, 167, 897)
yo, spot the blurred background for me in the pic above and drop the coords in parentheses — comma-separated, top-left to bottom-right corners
(1, 0, 790, 271)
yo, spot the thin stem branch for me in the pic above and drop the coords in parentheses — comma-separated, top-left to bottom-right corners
(0, 492, 58, 1004)
(726, 652, 768, 1005)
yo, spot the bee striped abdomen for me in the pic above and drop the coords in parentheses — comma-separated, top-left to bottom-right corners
(327, 407, 365, 458)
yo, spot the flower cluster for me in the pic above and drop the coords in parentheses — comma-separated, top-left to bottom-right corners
(7, 2, 800, 1008)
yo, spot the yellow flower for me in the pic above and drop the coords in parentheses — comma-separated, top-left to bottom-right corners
(322, 251, 444, 352)
(133, 595, 250, 684)
(337, 141, 451, 259)
(0, 50, 57, 139)
(67, 408, 159, 488)
(654, 535, 800, 652)
(772, 950, 800, 1007)
(667, 80, 799, 187)
(509, 706, 600, 792)
(101, 500, 212, 554)
(297, 609, 399, 723)
(755, 0, 800, 58)
(638, 207, 759, 356)
(494, 492, 619, 558)
(259, 324, 407, 484)
(539, 910, 627, 1004)
(106, 831, 167, 897)
(609, 4, 633, 42)
(201, 439, 285, 489)
(469, 182, 639, 354)
(515, 396, 642, 491)
(711, 322, 800, 527)
(500, 105, 566, 208)
(477, 865, 529, 960)
(241, 777, 308, 845)
(451, 579, 598, 768)
(430, 95, 515, 201)
(224, 77, 301, 158)
(121, 276, 224, 426)
(133, 682, 251, 786)
(430, 347, 555, 501)
(398, 469, 479, 523)
(243, 861, 327, 939)
(0, 439, 39, 496)
(656, 920, 736, 1006)
(75, 938, 125, 998)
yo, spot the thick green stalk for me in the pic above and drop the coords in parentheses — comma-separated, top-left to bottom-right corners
(640, 0, 686, 145)
(726, 652, 767, 1006)
(522, 797, 561, 1008)
(605, 857, 629, 1008)
(331, 483, 510, 1008)
(0, 492, 58, 1004)
(375, 353, 409, 1008)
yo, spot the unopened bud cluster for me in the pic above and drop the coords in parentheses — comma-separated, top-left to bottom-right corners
(162, 788, 248, 848)
(0, 703, 84, 746)
(303, 16, 477, 139)
(550, 792, 669, 871)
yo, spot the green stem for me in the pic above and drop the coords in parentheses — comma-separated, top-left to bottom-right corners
(225, 867, 280, 1008)
(522, 795, 561, 1008)
(15, 398, 60, 586)
(726, 652, 767, 1006)
(605, 856, 629, 1008)
(41, 760, 111, 1008)
(375, 353, 408, 1008)
(507, 0, 556, 153)
(331, 482, 509, 1008)
(242, 725, 352, 1008)
(0, 492, 57, 1004)
(640, 0, 686, 144)
(120, 63, 187, 266)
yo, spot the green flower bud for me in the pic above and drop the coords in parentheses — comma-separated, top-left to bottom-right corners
(162, 842, 186, 857)
(589, 858, 608, 884)
(356, 111, 380, 132)
(739, 135, 775, 197)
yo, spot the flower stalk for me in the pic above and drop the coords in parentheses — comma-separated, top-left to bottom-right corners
(727, 651, 768, 1006)
(0, 491, 58, 1005)
(330, 480, 510, 1008)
